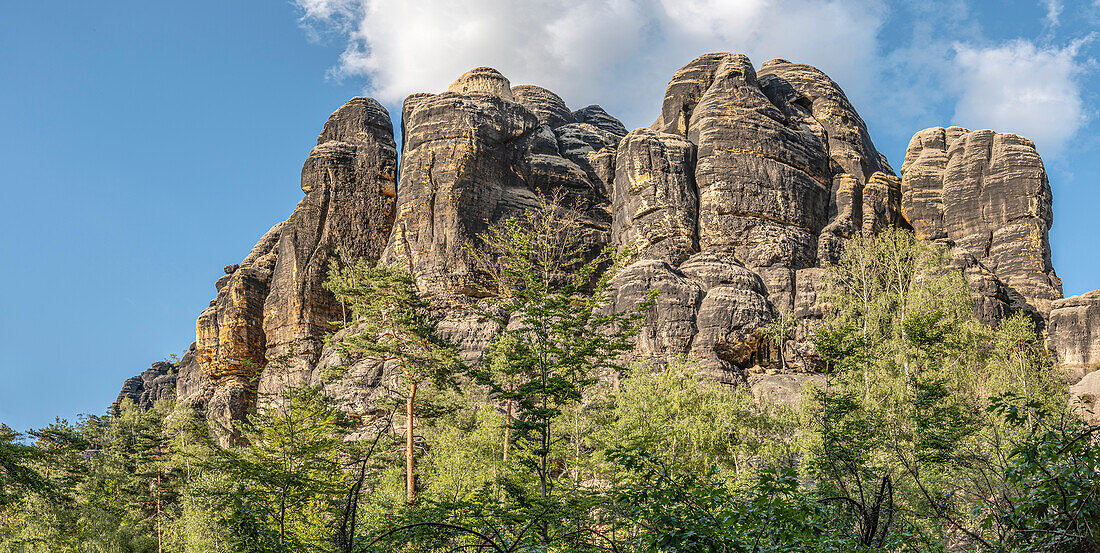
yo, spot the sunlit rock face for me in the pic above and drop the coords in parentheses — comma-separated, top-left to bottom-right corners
(609, 52, 902, 387)
(115, 53, 1099, 438)
(187, 97, 397, 445)
(901, 126, 1061, 326)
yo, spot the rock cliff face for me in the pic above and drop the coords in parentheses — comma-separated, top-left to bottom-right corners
(1048, 292, 1100, 424)
(607, 54, 905, 382)
(380, 67, 614, 297)
(182, 97, 398, 445)
(114, 52, 1099, 437)
(900, 127, 1061, 325)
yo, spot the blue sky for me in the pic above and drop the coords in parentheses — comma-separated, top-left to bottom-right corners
(2, 0, 1099, 431)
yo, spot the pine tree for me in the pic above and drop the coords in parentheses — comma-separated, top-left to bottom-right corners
(325, 259, 463, 504)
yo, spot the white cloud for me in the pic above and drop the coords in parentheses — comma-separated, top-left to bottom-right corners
(950, 37, 1090, 156)
(295, 0, 886, 130)
(1042, 0, 1063, 28)
(295, 0, 1094, 158)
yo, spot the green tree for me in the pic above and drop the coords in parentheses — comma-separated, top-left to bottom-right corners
(209, 385, 352, 551)
(762, 308, 797, 372)
(983, 393, 1100, 552)
(809, 228, 988, 546)
(325, 259, 464, 504)
(0, 425, 46, 507)
(604, 357, 801, 484)
(471, 194, 652, 503)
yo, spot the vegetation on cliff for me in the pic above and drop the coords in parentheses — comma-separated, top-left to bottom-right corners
(2, 215, 1097, 552)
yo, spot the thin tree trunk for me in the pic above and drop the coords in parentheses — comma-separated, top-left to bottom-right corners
(157, 470, 163, 553)
(279, 493, 286, 544)
(406, 380, 418, 503)
(503, 383, 513, 462)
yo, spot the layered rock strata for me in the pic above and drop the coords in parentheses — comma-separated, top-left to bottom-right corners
(1048, 292, 1100, 424)
(900, 127, 1061, 325)
(381, 68, 620, 297)
(607, 53, 904, 382)
(113, 53, 1095, 436)
(185, 97, 398, 445)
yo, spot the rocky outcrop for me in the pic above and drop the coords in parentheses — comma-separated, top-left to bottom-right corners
(612, 129, 697, 264)
(258, 97, 398, 392)
(603, 53, 905, 385)
(1048, 292, 1100, 424)
(114, 53, 1099, 438)
(1049, 291, 1100, 372)
(184, 97, 398, 445)
(174, 343, 212, 410)
(900, 127, 1061, 325)
(381, 68, 619, 298)
(756, 59, 901, 268)
(375, 67, 626, 379)
(112, 361, 178, 415)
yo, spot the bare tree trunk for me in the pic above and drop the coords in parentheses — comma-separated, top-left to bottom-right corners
(406, 380, 417, 503)
(157, 470, 163, 553)
(279, 493, 286, 544)
(503, 383, 513, 462)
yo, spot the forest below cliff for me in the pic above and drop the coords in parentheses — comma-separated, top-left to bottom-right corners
(2, 199, 1098, 553)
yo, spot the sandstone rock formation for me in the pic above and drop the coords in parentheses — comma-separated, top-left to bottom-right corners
(183, 97, 397, 445)
(900, 127, 1061, 325)
(381, 68, 619, 298)
(1048, 292, 1100, 423)
(607, 53, 904, 384)
(143, 70, 626, 442)
(112, 361, 177, 415)
(113, 52, 1099, 438)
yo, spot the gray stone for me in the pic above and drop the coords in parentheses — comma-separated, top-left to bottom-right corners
(901, 127, 1061, 323)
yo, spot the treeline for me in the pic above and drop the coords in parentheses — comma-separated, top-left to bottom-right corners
(2, 198, 1098, 552)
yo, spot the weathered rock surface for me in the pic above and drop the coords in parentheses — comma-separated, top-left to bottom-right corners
(174, 342, 212, 410)
(901, 127, 1061, 324)
(114, 53, 1100, 439)
(606, 52, 903, 384)
(175, 97, 399, 445)
(748, 372, 827, 407)
(613, 128, 697, 264)
(112, 361, 177, 415)
(756, 58, 901, 268)
(1047, 291, 1100, 423)
(1049, 291, 1100, 374)
(511, 85, 576, 129)
(1068, 371, 1100, 426)
(259, 97, 398, 390)
(376, 68, 627, 383)
(381, 68, 618, 297)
